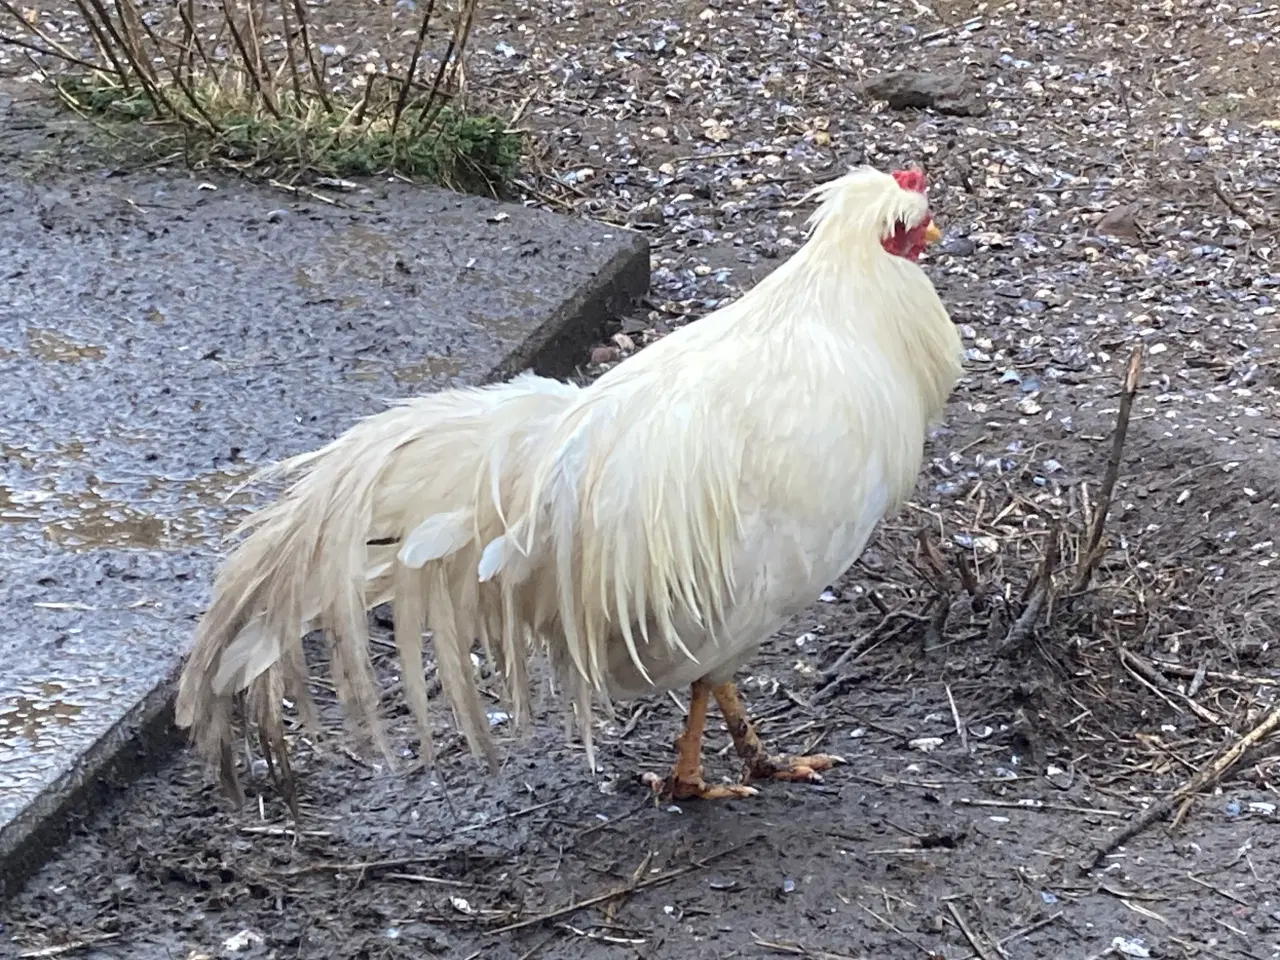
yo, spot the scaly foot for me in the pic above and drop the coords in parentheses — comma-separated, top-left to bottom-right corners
(745, 752, 846, 784)
(641, 770, 759, 801)
(710, 680, 847, 786)
(641, 679, 761, 801)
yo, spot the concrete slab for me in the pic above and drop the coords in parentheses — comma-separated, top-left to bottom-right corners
(0, 155, 648, 897)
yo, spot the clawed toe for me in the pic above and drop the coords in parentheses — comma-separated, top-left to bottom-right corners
(748, 753, 847, 784)
(642, 770, 760, 801)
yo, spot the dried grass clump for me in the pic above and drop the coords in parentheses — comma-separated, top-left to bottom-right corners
(0, 0, 521, 192)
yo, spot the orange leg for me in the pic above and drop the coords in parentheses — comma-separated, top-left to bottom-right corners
(711, 681, 845, 784)
(642, 679, 758, 801)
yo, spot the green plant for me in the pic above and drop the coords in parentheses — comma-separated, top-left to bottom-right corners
(0, 0, 521, 192)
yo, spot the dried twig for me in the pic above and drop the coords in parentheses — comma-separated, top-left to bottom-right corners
(77, 0, 179, 118)
(997, 519, 1059, 655)
(457, 798, 562, 833)
(1079, 702, 1280, 872)
(0, 29, 107, 72)
(946, 902, 999, 960)
(267, 853, 496, 877)
(273, 0, 302, 103)
(956, 796, 1123, 818)
(18, 934, 121, 958)
(815, 606, 929, 696)
(854, 900, 938, 956)
(946, 683, 971, 756)
(954, 550, 980, 598)
(913, 528, 953, 649)
(414, 0, 476, 127)
(174, 1, 218, 87)
(487, 841, 749, 936)
(997, 910, 1064, 948)
(1, 0, 115, 73)
(1210, 175, 1268, 231)
(127, 0, 221, 132)
(107, 0, 152, 80)
(243, 0, 270, 95)
(390, 0, 438, 135)
(217, 0, 279, 116)
(64, 0, 133, 93)
(289, 0, 331, 112)
(1119, 649, 1226, 728)
(915, 526, 951, 589)
(1143, 661, 1280, 689)
(750, 934, 864, 959)
(1073, 346, 1143, 591)
(383, 872, 480, 887)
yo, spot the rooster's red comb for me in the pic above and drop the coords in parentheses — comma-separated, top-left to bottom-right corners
(891, 169, 927, 194)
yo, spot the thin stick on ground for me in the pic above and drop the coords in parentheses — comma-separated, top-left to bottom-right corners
(945, 902, 999, 960)
(1144, 661, 1280, 689)
(1078, 702, 1280, 873)
(269, 854, 496, 877)
(956, 797, 1124, 817)
(946, 684, 971, 756)
(997, 910, 1064, 948)
(815, 606, 928, 694)
(750, 934, 864, 959)
(18, 934, 122, 958)
(1118, 648, 1226, 729)
(1073, 345, 1143, 591)
(1210, 175, 1269, 231)
(997, 519, 1059, 655)
(487, 842, 749, 936)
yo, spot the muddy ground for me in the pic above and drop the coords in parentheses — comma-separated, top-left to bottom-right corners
(3, 0, 1280, 957)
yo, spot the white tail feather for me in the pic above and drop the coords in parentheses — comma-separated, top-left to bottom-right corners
(477, 536, 506, 582)
(175, 373, 582, 796)
(399, 509, 474, 568)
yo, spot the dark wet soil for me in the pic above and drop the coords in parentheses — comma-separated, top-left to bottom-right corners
(4, 0, 1280, 957)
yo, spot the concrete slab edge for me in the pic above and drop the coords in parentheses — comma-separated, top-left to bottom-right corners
(0, 230, 650, 904)
(0, 661, 188, 905)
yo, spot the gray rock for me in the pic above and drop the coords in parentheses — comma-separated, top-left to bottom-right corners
(863, 70, 989, 117)
(941, 237, 977, 257)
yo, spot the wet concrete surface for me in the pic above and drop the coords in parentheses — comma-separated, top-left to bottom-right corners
(0, 113, 649, 898)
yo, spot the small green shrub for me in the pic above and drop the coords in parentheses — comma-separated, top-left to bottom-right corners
(3, 0, 520, 193)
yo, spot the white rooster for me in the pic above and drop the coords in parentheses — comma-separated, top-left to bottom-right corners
(176, 166, 963, 802)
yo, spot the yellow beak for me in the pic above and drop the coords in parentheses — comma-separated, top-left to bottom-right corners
(924, 221, 943, 245)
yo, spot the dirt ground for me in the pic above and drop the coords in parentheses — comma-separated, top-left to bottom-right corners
(3, 0, 1280, 957)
